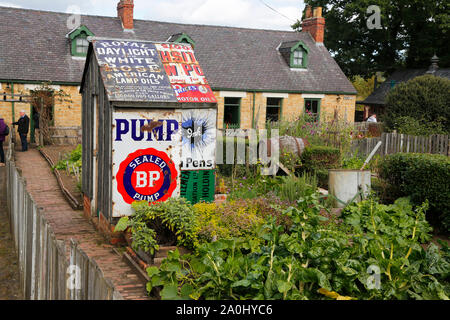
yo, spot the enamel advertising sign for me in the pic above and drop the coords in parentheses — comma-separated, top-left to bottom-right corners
(93, 40, 217, 104)
(155, 43, 217, 104)
(180, 170, 215, 204)
(181, 109, 217, 170)
(112, 110, 182, 217)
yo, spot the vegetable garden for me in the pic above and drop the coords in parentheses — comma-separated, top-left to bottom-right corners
(113, 114, 449, 300)
(58, 113, 449, 300)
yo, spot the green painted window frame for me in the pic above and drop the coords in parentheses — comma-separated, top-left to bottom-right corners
(72, 35, 89, 56)
(266, 97, 283, 125)
(290, 41, 309, 69)
(304, 98, 321, 121)
(223, 97, 241, 129)
(174, 33, 196, 48)
(69, 25, 94, 57)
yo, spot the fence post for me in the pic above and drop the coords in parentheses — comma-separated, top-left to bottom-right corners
(24, 194, 33, 299)
(31, 205, 41, 300)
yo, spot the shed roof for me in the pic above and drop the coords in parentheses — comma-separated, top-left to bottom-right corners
(82, 38, 218, 104)
(0, 6, 356, 94)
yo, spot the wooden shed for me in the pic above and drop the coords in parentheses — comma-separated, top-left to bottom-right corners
(80, 37, 217, 225)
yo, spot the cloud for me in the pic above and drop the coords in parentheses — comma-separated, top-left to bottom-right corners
(1, 0, 305, 30)
(138, 0, 302, 30)
(0, 2, 22, 7)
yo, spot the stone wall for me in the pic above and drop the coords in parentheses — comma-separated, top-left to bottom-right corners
(1, 82, 356, 134)
(215, 91, 356, 129)
(0, 82, 82, 141)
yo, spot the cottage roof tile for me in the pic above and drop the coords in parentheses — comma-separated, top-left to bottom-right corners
(0, 6, 356, 94)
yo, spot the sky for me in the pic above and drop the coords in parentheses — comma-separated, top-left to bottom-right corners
(0, 0, 305, 31)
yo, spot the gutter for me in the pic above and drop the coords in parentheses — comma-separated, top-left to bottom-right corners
(212, 87, 357, 96)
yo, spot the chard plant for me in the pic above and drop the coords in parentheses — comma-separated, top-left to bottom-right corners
(146, 195, 449, 300)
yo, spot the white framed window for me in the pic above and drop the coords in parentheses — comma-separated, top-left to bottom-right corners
(76, 37, 89, 55)
(293, 50, 303, 66)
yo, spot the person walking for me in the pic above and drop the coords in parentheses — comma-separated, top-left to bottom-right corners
(12, 110, 30, 152)
(0, 116, 8, 166)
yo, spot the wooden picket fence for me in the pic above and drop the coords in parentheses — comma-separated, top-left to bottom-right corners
(5, 135, 122, 300)
(352, 133, 450, 158)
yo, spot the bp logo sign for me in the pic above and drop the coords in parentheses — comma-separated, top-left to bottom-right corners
(116, 148, 178, 204)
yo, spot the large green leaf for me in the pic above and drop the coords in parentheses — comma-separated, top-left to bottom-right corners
(160, 284, 179, 300)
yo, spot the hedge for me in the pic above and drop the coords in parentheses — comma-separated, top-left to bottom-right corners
(384, 75, 450, 133)
(379, 153, 450, 233)
(300, 145, 341, 188)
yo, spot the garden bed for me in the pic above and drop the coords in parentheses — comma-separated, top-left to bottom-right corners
(39, 145, 83, 210)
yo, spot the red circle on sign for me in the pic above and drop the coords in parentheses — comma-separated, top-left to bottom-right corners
(116, 148, 178, 205)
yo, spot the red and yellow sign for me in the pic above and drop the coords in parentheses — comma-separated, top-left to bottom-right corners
(156, 43, 217, 104)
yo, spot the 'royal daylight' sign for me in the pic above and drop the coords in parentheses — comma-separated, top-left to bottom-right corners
(93, 39, 217, 104)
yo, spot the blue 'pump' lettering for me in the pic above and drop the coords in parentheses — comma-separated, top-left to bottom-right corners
(115, 118, 179, 142)
(116, 119, 129, 141)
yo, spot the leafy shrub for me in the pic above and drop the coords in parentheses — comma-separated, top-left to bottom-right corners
(114, 214, 159, 255)
(341, 153, 365, 170)
(193, 194, 294, 243)
(301, 145, 341, 187)
(133, 199, 200, 249)
(249, 195, 293, 231)
(227, 179, 261, 200)
(384, 75, 450, 134)
(115, 198, 200, 254)
(193, 200, 265, 242)
(53, 144, 82, 174)
(379, 153, 450, 233)
(302, 145, 341, 169)
(392, 116, 447, 136)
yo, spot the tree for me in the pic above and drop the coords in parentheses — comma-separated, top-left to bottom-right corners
(294, 0, 450, 78)
(351, 75, 377, 100)
(384, 75, 450, 134)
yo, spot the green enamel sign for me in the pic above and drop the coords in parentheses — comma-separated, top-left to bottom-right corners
(180, 170, 215, 204)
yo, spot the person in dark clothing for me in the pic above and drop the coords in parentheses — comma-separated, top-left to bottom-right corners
(12, 110, 30, 151)
(0, 117, 7, 165)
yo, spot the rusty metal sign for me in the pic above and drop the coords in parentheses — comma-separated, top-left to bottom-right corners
(112, 109, 182, 217)
(155, 43, 217, 104)
(92, 39, 217, 104)
(94, 39, 177, 102)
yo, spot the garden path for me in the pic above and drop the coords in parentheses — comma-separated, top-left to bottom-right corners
(14, 149, 150, 300)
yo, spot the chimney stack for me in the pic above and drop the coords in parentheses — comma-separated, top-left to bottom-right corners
(117, 0, 134, 30)
(302, 6, 325, 43)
